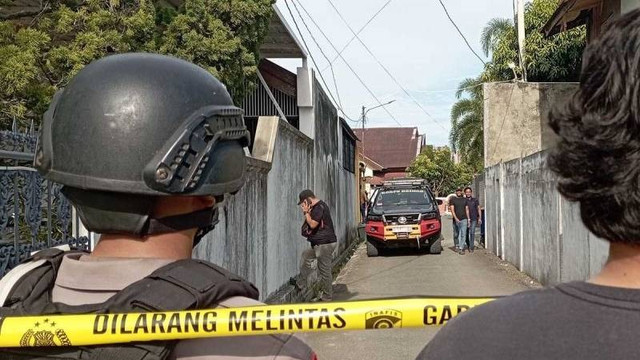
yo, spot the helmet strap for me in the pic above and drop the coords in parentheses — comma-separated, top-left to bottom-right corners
(142, 207, 220, 247)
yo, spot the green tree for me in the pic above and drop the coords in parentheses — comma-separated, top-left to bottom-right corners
(450, 77, 484, 173)
(407, 146, 473, 197)
(0, 0, 274, 130)
(481, 0, 586, 82)
(449, 0, 586, 169)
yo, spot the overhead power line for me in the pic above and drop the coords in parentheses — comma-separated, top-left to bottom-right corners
(282, 0, 358, 122)
(436, 0, 486, 66)
(286, 0, 344, 110)
(413, 80, 513, 94)
(320, 0, 394, 73)
(291, 0, 401, 126)
(324, 0, 446, 131)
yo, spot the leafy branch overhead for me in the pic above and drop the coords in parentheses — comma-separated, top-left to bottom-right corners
(449, 0, 586, 171)
(0, 0, 275, 130)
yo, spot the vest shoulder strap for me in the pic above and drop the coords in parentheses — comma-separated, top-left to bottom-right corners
(0, 251, 260, 360)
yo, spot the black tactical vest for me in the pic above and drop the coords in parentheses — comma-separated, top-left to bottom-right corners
(0, 248, 259, 360)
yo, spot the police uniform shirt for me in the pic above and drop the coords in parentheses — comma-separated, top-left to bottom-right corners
(52, 253, 314, 360)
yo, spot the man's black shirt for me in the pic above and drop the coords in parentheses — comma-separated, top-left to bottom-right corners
(308, 200, 337, 246)
(450, 196, 468, 221)
(417, 282, 640, 360)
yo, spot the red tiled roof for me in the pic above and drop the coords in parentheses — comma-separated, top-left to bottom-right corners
(383, 172, 410, 180)
(367, 172, 411, 186)
(361, 155, 384, 171)
(354, 127, 421, 169)
(369, 176, 384, 186)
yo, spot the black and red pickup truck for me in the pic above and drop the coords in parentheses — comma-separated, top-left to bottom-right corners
(365, 179, 442, 257)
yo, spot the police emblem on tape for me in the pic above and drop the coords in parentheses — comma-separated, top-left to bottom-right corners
(20, 319, 72, 347)
(364, 309, 402, 329)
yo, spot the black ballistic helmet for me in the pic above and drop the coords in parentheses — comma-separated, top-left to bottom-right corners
(35, 53, 250, 238)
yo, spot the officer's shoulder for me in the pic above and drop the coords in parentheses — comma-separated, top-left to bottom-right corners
(441, 286, 562, 334)
(417, 288, 563, 359)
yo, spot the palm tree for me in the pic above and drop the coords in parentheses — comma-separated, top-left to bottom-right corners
(480, 18, 514, 57)
(450, 77, 484, 172)
(449, 18, 513, 172)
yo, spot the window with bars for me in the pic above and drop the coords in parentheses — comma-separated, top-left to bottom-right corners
(342, 128, 355, 173)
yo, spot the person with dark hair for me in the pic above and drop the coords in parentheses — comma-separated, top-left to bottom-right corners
(464, 187, 481, 253)
(449, 187, 469, 255)
(417, 9, 640, 359)
(296, 189, 337, 301)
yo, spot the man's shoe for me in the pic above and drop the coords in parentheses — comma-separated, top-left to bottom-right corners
(470, 249, 474, 253)
(458, 249, 465, 255)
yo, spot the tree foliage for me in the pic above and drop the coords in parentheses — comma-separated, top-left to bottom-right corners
(450, 0, 586, 170)
(482, 0, 586, 82)
(0, 0, 274, 130)
(407, 146, 473, 197)
(450, 77, 484, 173)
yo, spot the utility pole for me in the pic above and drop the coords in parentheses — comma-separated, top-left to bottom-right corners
(361, 105, 366, 160)
(360, 100, 395, 161)
(515, 0, 527, 81)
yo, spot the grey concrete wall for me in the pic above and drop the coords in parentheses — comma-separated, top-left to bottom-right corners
(265, 120, 314, 296)
(484, 165, 501, 257)
(483, 151, 609, 286)
(484, 82, 578, 168)
(471, 173, 485, 208)
(502, 159, 521, 269)
(520, 152, 560, 285)
(195, 113, 357, 300)
(622, 0, 640, 13)
(313, 78, 358, 254)
(193, 158, 271, 295)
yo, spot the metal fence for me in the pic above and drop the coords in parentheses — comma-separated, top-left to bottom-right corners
(0, 124, 89, 278)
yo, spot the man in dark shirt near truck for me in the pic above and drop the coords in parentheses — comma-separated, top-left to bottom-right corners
(296, 189, 337, 301)
(417, 10, 640, 359)
(449, 188, 469, 255)
(464, 187, 481, 252)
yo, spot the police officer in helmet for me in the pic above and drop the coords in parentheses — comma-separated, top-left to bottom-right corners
(0, 53, 314, 359)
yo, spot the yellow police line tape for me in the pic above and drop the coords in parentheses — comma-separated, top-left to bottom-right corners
(0, 297, 495, 347)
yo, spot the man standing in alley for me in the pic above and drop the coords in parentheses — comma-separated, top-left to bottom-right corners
(297, 189, 337, 301)
(464, 187, 482, 252)
(360, 189, 369, 222)
(447, 188, 463, 250)
(449, 187, 468, 255)
(418, 9, 640, 359)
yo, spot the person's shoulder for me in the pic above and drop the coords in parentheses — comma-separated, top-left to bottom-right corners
(417, 287, 565, 359)
(172, 296, 314, 360)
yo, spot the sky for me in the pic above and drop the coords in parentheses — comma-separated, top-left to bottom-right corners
(271, 0, 514, 146)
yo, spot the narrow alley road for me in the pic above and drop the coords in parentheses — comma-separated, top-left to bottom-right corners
(302, 215, 539, 360)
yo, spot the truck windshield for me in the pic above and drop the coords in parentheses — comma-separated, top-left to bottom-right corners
(373, 189, 432, 210)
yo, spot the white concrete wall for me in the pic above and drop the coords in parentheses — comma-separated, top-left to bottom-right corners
(484, 82, 578, 168)
(312, 77, 358, 256)
(194, 115, 357, 300)
(484, 151, 609, 286)
(622, 0, 640, 13)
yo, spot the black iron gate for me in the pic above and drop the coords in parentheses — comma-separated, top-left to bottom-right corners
(0, 125, 89, 278)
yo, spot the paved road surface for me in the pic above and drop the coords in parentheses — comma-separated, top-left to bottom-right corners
(302, 215, 539, 360)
